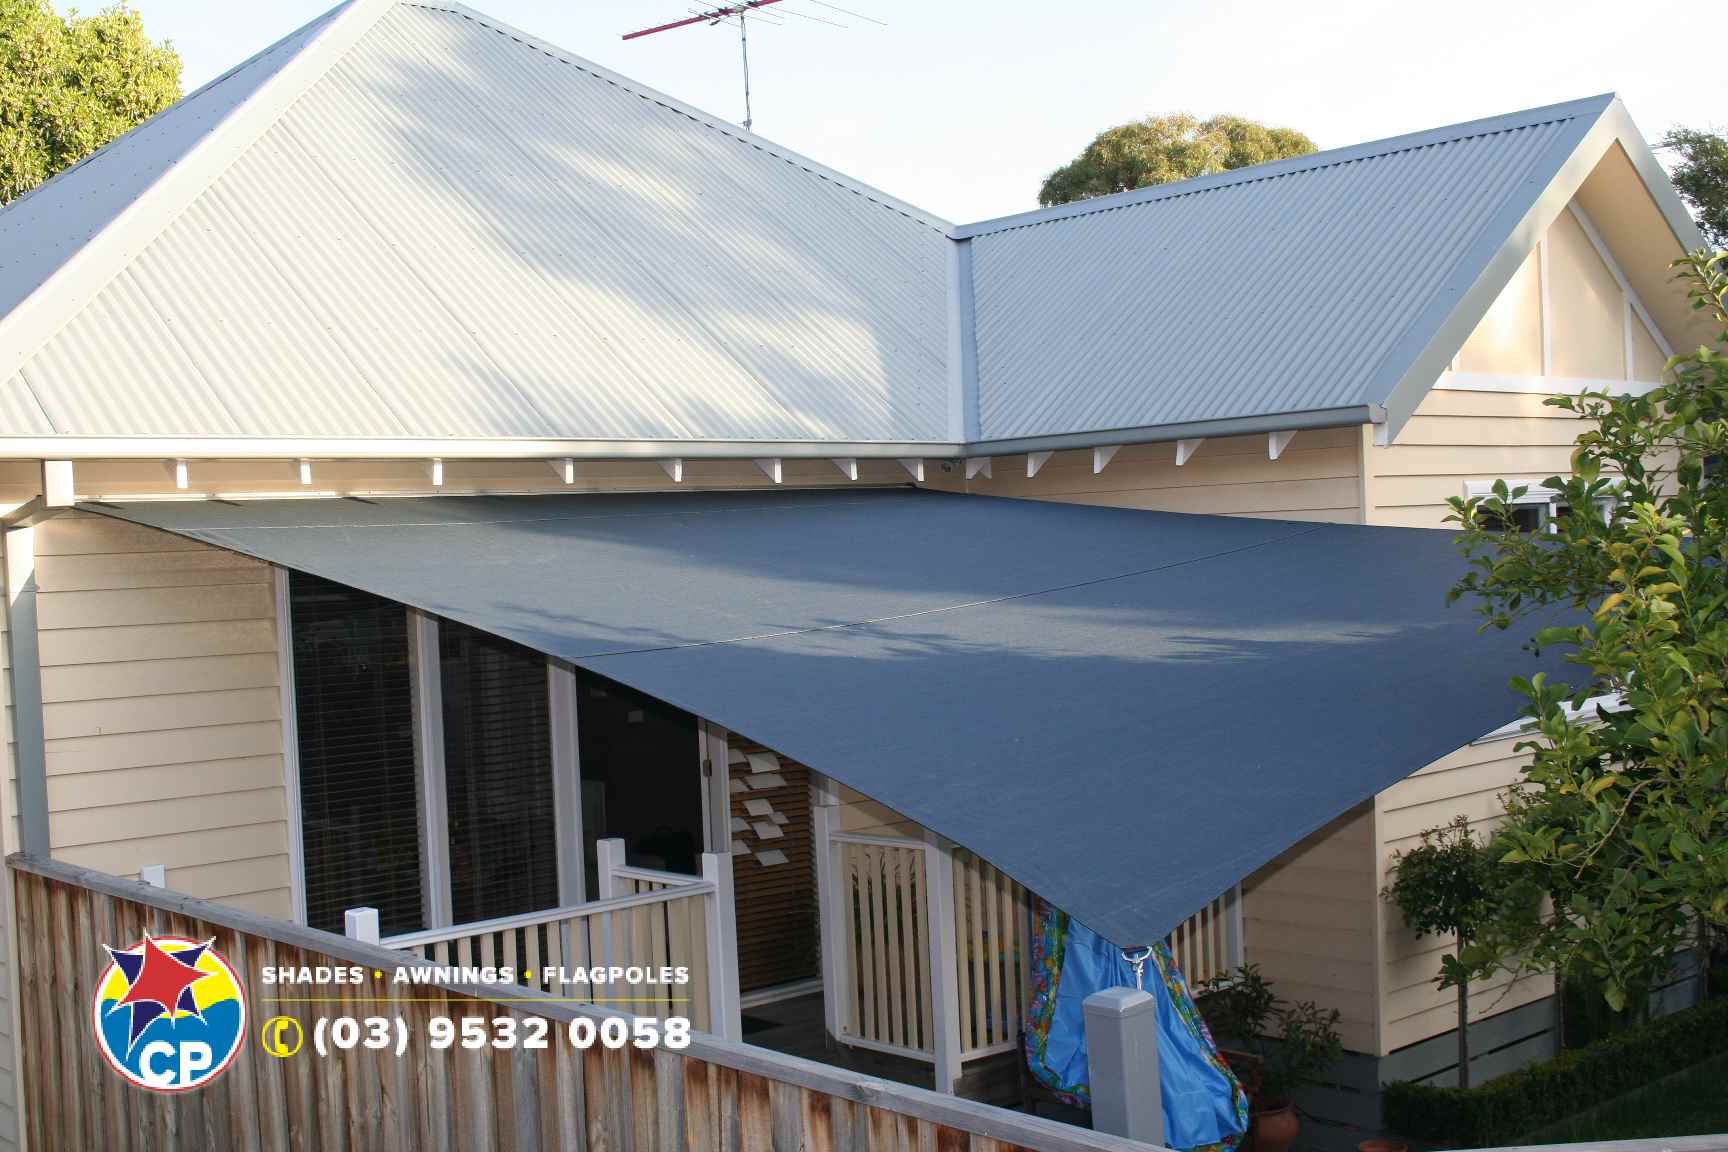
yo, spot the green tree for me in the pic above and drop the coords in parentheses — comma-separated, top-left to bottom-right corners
(1384, 816, 1500, 1086)
(1038, 113, 1315, 207)
(1663, 128, 1728, 250)
(1, 0, 180, 204)
(1445, 250, 1728, 1016)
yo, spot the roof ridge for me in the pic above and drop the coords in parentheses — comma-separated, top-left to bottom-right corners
(952, 93, 1619, 239)
(0, 0, 400, 386)
(406, 1, 953, 235)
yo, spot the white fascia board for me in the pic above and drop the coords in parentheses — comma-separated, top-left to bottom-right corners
(1376, 98, 1704, 448)
(1372, 98, 1617, 447)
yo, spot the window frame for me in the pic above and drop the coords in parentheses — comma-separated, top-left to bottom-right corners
(277, 571, 588, 930)
(1462, 479, 1617, 535)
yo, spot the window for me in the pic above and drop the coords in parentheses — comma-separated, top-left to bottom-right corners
(288, 572, 423, 936)
(1465, 480, 1616, 535)
(439, 620, 560, 924)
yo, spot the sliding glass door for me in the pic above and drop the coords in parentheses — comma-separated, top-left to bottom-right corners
(438, 621, 559, 924)
(285, 571, 710, 933)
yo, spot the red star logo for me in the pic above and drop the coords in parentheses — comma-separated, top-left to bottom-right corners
(116, 934, 211, 1022)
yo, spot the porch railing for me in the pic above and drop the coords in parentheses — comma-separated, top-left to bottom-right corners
(814, 807, 1242, 1092)
(8, 853, 1155, 1152)
(352, 838, 741, 1040)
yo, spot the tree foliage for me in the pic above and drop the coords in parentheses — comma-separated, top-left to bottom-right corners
(1663, 127, 1728, 251)
(0, 0, 180, 204)
(1445, 250, 1728, 1014)
(1038, 113, 1315, 207)
(1384, 816, 1501, 1085)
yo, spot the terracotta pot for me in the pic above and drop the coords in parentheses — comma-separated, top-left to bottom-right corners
(1357, 1141, 1408, 1152)
(1251, 1103, 1299, 1152)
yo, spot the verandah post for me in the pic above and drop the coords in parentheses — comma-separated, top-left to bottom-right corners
(700, 850, 742, 1041)
(595, 836, 626, 900)
(812, 798, 849, 1043)
(923, 830, 963, 1094)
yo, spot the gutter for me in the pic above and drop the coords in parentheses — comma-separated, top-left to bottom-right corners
(0, 406, 1382, 463)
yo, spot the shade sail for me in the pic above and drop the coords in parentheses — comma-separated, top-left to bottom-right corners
(91, 489, 1564, 946)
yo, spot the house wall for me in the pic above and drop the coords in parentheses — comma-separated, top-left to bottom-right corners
(33, 511, 293, 917)
(921, 427, 1364, 522)
(1374, 735, 1555, 1055)
(1241, 805, 1379, 1055)
(1365, 386, 1588, 530)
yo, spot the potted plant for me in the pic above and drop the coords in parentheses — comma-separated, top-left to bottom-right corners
(1194, 964, 1277, 1094)
(1196, 965, 1343, 1152)
(1254, 1000, 1343, 1152)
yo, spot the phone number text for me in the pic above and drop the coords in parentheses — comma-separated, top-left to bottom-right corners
(307, 1015, 691, 1058)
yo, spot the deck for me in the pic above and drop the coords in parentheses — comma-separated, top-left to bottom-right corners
(742, 990, 1091, 1126)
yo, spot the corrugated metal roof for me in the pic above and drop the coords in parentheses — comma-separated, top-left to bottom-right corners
(965, 100, 1606, 441)
(0, 0, 1694, 454)
(0, 3, 346, 326)
(5, 1, 952, 443)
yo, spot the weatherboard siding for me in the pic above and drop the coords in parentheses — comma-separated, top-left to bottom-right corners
(1375, 736, 1554, 1054)
(925, 427, 1364, 523)
(1242, 805, 1380, 1055)
(32, 511, 292, 918)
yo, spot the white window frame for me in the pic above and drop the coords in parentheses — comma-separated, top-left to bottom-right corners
(278, 573, 586, 929)
(1462, 479, 1617, 533)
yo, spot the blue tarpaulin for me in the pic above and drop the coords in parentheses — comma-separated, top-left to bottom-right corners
(90, 488, 1565, 946)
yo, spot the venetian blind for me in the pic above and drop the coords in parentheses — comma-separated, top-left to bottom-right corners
(439, 619, 560, 925)
(289, 571, 423, 936)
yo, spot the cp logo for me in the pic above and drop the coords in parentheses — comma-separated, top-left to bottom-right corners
(91, 934, 247, 1092)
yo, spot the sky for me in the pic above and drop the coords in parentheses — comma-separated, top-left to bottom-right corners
(123, 0, 1714, 224)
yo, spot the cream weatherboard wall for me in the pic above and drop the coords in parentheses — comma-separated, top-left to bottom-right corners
(922, 426, 1363, 522)
(1374, 735, 1554, 1053)
(1241, 805, 1381, 1055)
(33, 512, 293, 917)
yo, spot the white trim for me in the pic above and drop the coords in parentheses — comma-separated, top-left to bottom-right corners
(1462, 479, 1561, 503)
(1538, 236, 1552, 377)
(273, 567, 308, 924)
(1566, 201, 1676, 360)
(699, 721, 733, 858)
(923, 830, 962, 1094)
(1437, 371, 1661, 397)
(1174, 438, 1204, 466)
(1267, 429, 1296, 460)
(738, 976, 823, 1010)
(549, 659, 584, 905)
(1473, 693, 1621, 745)
(407, 608, 453, 929)
(1092, 445, 1119, 474)
(1026, 450, 1053, 478)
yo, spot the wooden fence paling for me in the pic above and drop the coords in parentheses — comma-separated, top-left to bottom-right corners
(10, 854, 1153, 1152)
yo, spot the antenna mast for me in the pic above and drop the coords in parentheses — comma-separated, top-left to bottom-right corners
(623, 0, 789, 132)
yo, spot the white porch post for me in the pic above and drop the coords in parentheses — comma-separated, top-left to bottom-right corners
(344, 906, 381, 945)
(595, 837, 626, 900)
(812, 794, 848, 1042)
(923, 830, 963, 1094)
(547, 660, 585, 903)
(700, 850, 742, 1041)
(406, 609, 451, 928)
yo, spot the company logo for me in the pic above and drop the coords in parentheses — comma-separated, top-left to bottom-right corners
(92, 934, 247, 1092)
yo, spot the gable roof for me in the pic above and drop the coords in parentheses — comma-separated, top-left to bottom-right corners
(0, 1, 1707, 457)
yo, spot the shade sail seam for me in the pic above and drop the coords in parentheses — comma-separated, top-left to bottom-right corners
(121, 491, 912, 533)
(567, 524, 1326, 659)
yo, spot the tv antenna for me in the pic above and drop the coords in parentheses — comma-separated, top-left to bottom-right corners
(624, 0, 874, 133)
